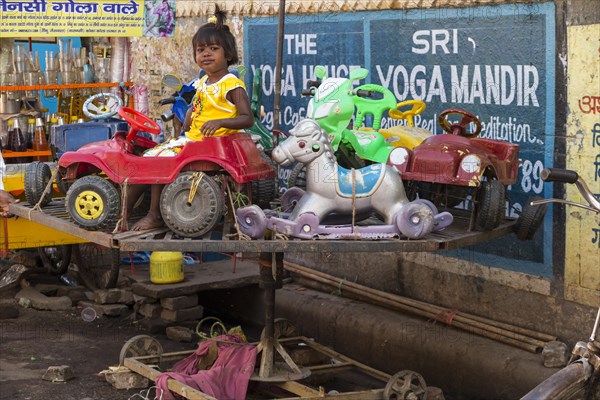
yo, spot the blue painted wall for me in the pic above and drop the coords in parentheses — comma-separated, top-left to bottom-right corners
(244, 3, 556, 277)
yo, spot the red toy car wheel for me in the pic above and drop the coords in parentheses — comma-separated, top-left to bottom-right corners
(65, 175, 121, 230)
(475, 180, 506, 231)
(160, 172, 224, 238)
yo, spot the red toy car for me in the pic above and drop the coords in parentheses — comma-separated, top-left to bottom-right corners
(393, 108, 520, 230)
(51, 107, 274, 237)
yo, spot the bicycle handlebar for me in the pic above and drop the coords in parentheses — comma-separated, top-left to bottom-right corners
(541, 168, 579, 184)
(537, 168, 600, 212)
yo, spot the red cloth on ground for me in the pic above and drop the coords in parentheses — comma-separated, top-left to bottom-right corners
(156, 334, 257, 400)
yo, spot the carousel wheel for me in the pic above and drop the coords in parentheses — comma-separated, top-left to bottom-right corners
(383, 370, 428, 400)
(118, 335, 163, 366)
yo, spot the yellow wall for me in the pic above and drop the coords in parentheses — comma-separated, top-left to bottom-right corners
(565, 23, 600, 306)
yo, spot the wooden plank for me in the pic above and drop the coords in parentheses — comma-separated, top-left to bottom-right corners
(299, 339, 391, 383)
(9, 201, 116, 248)
(128, 258, 259, 299)
(275, 389, 384, 400)
(124, 358, 219, 400)
(9, 201, 516, 254)
(307, 362, 353, 374)
(274, 381, 322, 397)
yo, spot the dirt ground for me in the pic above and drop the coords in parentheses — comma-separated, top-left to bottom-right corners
(0, 303, 196, 400)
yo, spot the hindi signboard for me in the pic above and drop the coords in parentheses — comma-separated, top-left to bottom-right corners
(1, 0, 148, 37)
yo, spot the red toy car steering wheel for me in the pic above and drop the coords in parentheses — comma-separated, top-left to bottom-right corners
(118, 107, 162, 142)
(438, 108, 482, 139)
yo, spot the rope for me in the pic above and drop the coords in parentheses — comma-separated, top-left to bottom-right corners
(225, 183, 251, 241)
(28, 168, 59, 220)
(351, 168, 358, 239)
(431, 308, 460, 326)
(113, 178, 129, 233)
(272, 224, 288, 241)
(194, 317, 247, 345)
(126, 386, 164, 400)
(187, 172, 204, 204)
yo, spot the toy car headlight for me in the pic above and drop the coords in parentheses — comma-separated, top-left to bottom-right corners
(460, 154, 481, 174)
(313, 100, 338, 120)
(389, 147, 409, 166)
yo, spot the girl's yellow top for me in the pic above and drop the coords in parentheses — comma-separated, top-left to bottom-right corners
(186, 73, 246, 140)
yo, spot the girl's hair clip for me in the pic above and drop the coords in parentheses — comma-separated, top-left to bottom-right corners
(207, 16, 217, 24)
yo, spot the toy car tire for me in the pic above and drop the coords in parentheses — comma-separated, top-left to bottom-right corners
(65, 175, 121, 230)
(287, 163, 307, 191)
(24, 161, 53, 207)
(475, 180, 506, 231)
(160, 172, 223, 238)
(38, 245, 73, 275)
(251, 151, 277, 209)
(515, 196, 547, 241)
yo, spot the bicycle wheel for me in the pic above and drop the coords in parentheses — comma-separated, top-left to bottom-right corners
(521, 363, 588, 400)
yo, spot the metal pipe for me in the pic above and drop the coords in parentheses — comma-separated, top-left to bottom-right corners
(285, 261, 552, 353)
(272, 0, 285, 131)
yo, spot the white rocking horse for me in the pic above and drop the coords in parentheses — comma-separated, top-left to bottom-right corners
(237, 119, 453, 239)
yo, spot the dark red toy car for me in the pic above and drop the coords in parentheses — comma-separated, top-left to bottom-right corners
(53, 107, 274, 237)
(393, 108, 520, 230)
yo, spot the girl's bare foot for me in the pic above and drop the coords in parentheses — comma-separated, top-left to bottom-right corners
(131, 213, 164, 231)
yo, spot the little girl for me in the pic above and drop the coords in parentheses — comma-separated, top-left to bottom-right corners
(129, 6, 253, 231)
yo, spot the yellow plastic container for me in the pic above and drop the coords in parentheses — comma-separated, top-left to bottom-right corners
(149, 251, 184, 284)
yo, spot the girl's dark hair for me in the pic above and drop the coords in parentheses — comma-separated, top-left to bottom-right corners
(192, 5, 238, 66)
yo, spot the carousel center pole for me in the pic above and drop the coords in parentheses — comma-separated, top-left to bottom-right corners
(252, 252, 310, 381)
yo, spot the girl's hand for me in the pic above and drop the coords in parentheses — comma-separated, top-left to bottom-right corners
(0, 190, 18, 218)
(200, 120, 223, 137)
(182, 108, 193, 132)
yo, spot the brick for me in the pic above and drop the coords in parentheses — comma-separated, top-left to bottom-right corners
(0, 264, 31, 294)
(42, 365, 74, 382)
(94, 289, 134, 305)
(133, 294, 157, 304)
(160, 294, 198, 310)
(161, 305, 204, 323)
(138, 303, 162, 319)
(166, 326, 193, 342)
(56, 286, 88, 305)
(543, 341, 569, 368)
(15, 287, 72, 311)
(105, 369, 149, 390)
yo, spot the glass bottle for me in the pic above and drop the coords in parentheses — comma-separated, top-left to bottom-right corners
(33, 117, 50, 162)
(27, 118, 35, 149)
(6, 119, 14, 152)
(9, 118, 28, 163)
